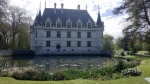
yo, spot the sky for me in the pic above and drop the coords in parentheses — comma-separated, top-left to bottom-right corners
(9, 0, 127, 38)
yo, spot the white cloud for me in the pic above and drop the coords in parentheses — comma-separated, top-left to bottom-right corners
(9, 0, 126, 38)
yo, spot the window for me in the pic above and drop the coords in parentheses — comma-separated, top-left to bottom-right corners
(46, 41, 50, 47)
(87, 32, 91, 38)
(87, 41, 91, 47)
(67, 22, 71, 28)
(57, 31, 61, 38)
(77, 32, 81, 38)
(88, 23, 91, 28)
(77, 41, 81, 47)
(35, 23, 37, 26)
(78, 23, 81, 28)
(47, 31, 51, 37)
(35, 31, 37, 37)
(57, 22, 61, 28)
(47, 21, 50, 27)
(67, 41, 71, 47)
(67, 31, 71, 38)
(35, 41, 37, 44)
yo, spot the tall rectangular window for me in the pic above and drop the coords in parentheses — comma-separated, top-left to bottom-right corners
(57, 31, 61, 38)
(87, 32, 91, 38)
(78, 23, 81, 28)
(46, 41, 50, 47)
(77, 32, 81, 38)
(57, 22, 61, 28)
(88, 23, 91, 28)
(35, 31, 37, 37)
(47, 21, 50, 27)
(77, 41, 81, 47)
(67, 31, 71, 38)
(87, 41, 91, 47)
(47, 31, 50, 37)
(67, 22, 71, 28)
(67, 41, 71, 47)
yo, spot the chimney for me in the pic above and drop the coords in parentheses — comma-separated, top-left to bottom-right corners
(77, 5, 80, 11)
(54, 3, 56, 14)
(61, 3, 64, 14)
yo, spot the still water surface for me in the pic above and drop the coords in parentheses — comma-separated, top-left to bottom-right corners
(0, 56, 110, 72)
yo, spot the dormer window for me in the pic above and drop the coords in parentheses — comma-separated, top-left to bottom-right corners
(34, 23, 37, 26)
(46, 21, 50, 27)
(57, 22, 61, 28)
(78, 23, 81, 28)
(87, 23, 92, 28)
(67, 22, 71, 28)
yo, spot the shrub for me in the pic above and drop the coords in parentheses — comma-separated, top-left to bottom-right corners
(100, 64, 115, 78)
(115, 60, 126, 72)
(122, 68, 142, 77)
(126, 57, 135, 61)
(127, 51, 130, 55)
(125, 59, 141, 68)
(33, 71, 51, 81)
(113, 73, 122, 79)
(0, 71, 11, 77)
(131, 48, 137, 55)
(62, 69, 87, 80)
(86, 68, 101, 79)
(121, 52, 125, 56)
(52, 72, 65, 81)
(12, 71, 23, 80)
(22, 69, 38, 80)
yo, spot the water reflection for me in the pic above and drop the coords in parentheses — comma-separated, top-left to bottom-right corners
(0, 56, 110, 72)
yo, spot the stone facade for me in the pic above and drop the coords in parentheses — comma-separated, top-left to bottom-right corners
(30, 3, 104, 55)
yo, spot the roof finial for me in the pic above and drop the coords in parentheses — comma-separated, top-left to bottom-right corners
(39, 1, 41, 16)
(45, 0, 46, 8)
(98, 5, 100, 12)
(96, 5, 102, 28)
(86, 2, 87, 10)
(39, 1, 41, 11)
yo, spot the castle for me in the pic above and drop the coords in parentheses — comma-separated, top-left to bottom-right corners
(30, 3, 104, 55)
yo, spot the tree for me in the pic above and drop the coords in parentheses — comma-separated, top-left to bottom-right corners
(0, 21, 10, 49)
(103, 34, 114, 51)
(0, 0, 9, 49)
(115, 37, 123, 50)
(113, 0, 150, 52)
(4, 5, 31, 49)
(0, 3, 31, 50)
(0, 0, 7, 19)
(0, 34, 3, 50)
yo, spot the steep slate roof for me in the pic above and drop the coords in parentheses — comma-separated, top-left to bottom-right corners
(96, 12, 102, 28)
(35, 8, 96, 27)
(35, 10, 42, 24)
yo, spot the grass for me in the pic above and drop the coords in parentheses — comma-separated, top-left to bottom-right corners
(0, 55, 150, 84)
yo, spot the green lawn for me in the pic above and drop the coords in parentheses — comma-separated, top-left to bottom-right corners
(0, 55, 150, 84)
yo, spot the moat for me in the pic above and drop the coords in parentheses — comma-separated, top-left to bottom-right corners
(0, 56, 110, 72)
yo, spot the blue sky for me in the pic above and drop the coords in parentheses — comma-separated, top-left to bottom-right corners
(10, 0, 127, 38)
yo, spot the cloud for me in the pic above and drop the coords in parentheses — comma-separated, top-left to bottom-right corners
(9, 0, 126, 38)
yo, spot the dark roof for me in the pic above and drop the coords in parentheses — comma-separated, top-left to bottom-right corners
(96, 12, 102, 27)
(35, 8, 96, 27)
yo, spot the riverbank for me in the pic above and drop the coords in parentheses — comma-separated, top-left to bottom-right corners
(0, 55, 150, 84)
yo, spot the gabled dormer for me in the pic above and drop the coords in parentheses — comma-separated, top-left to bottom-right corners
(56, 18, 62, 28)
(66, 18, 72, 28)
(87, 19, 92, 28)
(77, 19, 82, 28)
(45, 17, 51, 27)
